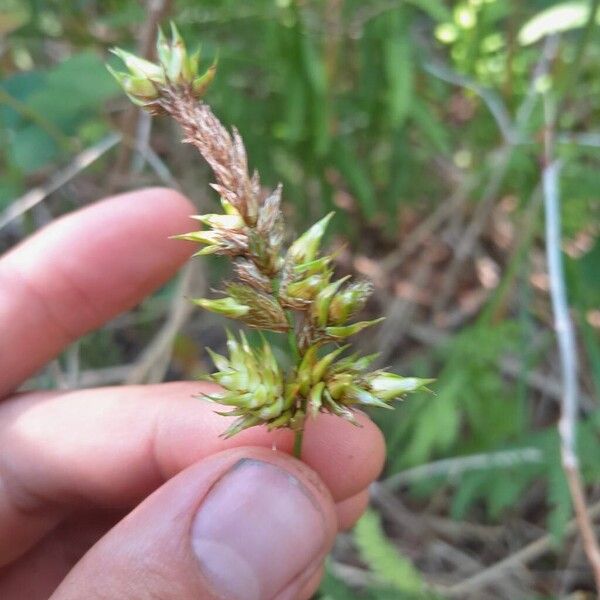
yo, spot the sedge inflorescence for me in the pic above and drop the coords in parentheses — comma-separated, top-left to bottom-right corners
(109, 24, 432, 445)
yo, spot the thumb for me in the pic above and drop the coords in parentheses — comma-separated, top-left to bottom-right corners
(51, 447, 337, 600)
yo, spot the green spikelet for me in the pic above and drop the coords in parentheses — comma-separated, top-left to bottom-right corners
(201, 332, 290, 437)
(108, 25, 434, 450)
(107, 22, 216, 112)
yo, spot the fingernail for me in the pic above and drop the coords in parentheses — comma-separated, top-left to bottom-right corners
(191, 459, 326, 600)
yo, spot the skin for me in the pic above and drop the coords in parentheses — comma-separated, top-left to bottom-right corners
(0, 188, 385, 599)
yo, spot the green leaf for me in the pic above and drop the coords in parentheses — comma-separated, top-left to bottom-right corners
(405, 0, 451, 22)
(569, 238, 600, 307)
(10, 125, 58, 173)
(487, 470, 531, 518)
(332, 137, 377, 218)
(451, 469, 489, 519)
(547, 461, 572, 540)
(384, 9, 413, 129)
(298, 21, 330, 156)
(579, 314, 600, 399)
(28, 51, 119, 126)
(402, 373, 462, 465)
(0, 71, 46, 129)
(354, 509, 427, 595)
(318, 563, 360, 599)
(410, 102, 450, 154)
(0, 178, 23, 211)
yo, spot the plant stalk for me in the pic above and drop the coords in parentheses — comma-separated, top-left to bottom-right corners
(286, 310, 305, 458)
(287, 323, 301, 365)
(293, 429, 304, 459)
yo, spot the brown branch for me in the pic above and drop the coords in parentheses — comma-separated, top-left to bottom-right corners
(565, 466, 600, 588)
(443, 499, 600, 597)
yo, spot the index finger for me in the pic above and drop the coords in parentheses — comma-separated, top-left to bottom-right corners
(0, 188, 194, 397)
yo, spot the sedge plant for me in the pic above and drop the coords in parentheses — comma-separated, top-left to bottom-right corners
(108, 24, 433, 458)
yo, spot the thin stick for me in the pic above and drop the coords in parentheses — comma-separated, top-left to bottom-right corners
(384, 448, 544, 490)
(431, 36, 560, 314)
(381, 176, 478, 272)
(432, 147, 512, 313)
(0, 133, 121, 231)
(543, 93, 600, 590)
(423, 61, 515, 144)
(443, 499, 600, 597)
(125, 262, 205, 384)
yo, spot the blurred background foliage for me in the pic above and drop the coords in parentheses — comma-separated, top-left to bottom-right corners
(1, 0, 600, 597)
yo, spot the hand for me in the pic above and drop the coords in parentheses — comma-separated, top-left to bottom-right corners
(0, 188, 385, 600)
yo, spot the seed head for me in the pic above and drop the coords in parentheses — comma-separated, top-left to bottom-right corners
(328, 281, 373, 324)
(226, 283, 289, 332)
(201, 332, 290, 437)
(108, 22, 216, 112)
(298, 348, 433, 421)
(109, 25, 433, 443)
(287, 212, 334, 265)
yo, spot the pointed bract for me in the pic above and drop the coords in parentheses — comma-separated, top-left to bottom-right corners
(110, 48, 164, 82)
(107, 22, 217, 108)
(367, 374, 435, 401)
(192, 59, 217, 97)
(312, 276, 351, 328)
(192, 297, 250, 318)
(287, 212, 334, 264)
(325, 317, 385, 339)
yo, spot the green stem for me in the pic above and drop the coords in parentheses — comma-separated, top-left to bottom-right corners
(286, 312, 301, 364)
(272, 277, 302, 365)
(273, 277, 306, 459)
(293, 429, 304, 459)
(287, 311, 306, 459)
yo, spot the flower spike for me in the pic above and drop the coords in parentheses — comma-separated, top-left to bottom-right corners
(108, 26, 433, 448)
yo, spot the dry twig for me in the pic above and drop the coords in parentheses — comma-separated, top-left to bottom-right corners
(381, 177, 477, 273)
(542, 93, 600, 590)
(125, 261, 205, 384)
(384, 448, 544, 490)
(442, 500, 600, 597)
(0, 132, 121, 231)
(426, 35, 560, 315)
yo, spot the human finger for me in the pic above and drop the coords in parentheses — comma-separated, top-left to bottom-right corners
(0, 187, 194, 397)
(51, 447, 337, 600)
(0, 382, 385, 565)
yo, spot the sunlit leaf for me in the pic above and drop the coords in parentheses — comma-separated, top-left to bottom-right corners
(518, 1, 593, 45)
(354, 509, 428, 595)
